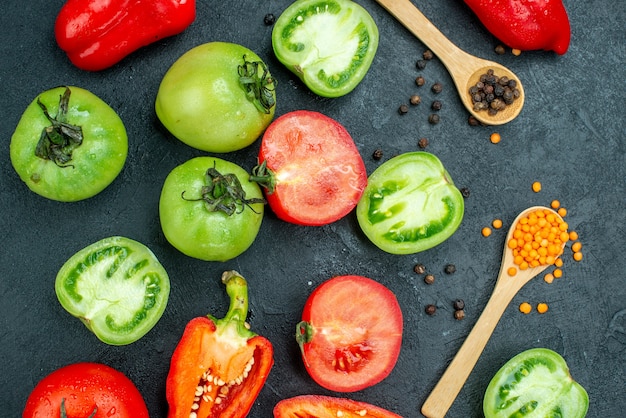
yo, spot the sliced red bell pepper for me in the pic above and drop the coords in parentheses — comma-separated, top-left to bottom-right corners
(464, 0, 571, 54)
(54, 0, 196, 71)
(166, 271, 274, 418)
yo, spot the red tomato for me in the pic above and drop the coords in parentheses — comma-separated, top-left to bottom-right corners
(274, 395, 403, 417)
(296, 275, 403, 392)
(23, 362, 149, 418)
(252, 110, 367, 226)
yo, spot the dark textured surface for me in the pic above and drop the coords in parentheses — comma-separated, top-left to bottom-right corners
(1, 0, 625, 417)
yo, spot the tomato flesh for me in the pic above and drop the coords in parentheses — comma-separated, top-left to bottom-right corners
(274, 395, 403, 417)
(23, 362, 149, 418)
(297, 275, 403, 392)
(255, 110, 367, 226)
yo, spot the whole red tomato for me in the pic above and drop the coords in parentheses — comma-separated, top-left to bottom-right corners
(23, 362, 149, 418)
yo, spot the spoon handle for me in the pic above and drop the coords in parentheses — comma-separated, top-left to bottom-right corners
(421, 282, 518, 418)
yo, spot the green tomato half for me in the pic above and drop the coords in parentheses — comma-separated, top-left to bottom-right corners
(159, 157, 265, 261)
(272, 0, 379, 98)
(483, 348, 589, 418)
(56, 236, 170, 346)
(155, 42, 276, 153)
(10, 86, 128, 202)
(356, 152, 464, 254)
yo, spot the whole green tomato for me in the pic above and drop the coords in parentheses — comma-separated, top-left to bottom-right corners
(10, 86, 127, 202)
(155, 42, 277, 153)
(159, 156, 265, 261)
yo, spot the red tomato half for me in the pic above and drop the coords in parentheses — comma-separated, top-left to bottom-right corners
(296, 275, 403, 392)
(23, 362, 149, 418)
(253, 110, 367, 226)
(274, 395, 402, 417)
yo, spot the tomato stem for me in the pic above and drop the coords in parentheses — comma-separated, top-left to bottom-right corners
(238, 55, 276, 114)
(249, 160, 277, 194)
(295, 320, 314, 367)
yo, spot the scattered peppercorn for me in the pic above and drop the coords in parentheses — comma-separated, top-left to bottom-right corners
(454, 310, 465, 320)
(410, 94, 421, 105)
(428, 114, 440, 124)
(431, 100, 442, 111)
(398, 104, 409, 114)
(418, 137, 429, 149)
(424, 274, 435, 285)
(413, 263, 426, 274)
(468, 115, 480, 126)
(263, 13, 276, 25)
(431, 82, 443, 94)
(453, 299, 464, 310)
(460, 187, 470, 198)
(416, 59, 427, 70)
(372, 148, 383, 160)
(425, 304, 437, 315)
(444, 264, 456, 274)
(415, 76, 425, 87)
(469, 69, 521, 115)
(423, 49, 434, 60)
(495, 44, 506, 55)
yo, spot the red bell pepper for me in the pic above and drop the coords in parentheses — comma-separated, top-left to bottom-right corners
(54, 0, 196, 71)
(166, 271, 274, 418)
(464, 0, 571, 55)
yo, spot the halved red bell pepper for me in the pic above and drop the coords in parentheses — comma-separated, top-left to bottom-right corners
(54, 0, 196, 71)
(464, 0, 571, 54)
(166, 271, 274, 418)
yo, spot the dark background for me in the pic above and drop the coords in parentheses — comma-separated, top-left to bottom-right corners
(1, 0, 624, 417)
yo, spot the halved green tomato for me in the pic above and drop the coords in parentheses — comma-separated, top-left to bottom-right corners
(356, 152, 464, 254)
(483, 348, 589, 418)
(55, 236, 170, 345)
(272, 0, 379, 97)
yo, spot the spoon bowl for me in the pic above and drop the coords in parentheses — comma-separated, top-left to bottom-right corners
(420, 206, 566, 417)
(374, 0, 525, 125)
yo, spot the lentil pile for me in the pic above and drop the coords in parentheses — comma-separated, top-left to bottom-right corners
(469, 69, 521, 116)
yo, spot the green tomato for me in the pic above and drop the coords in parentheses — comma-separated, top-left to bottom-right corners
(10, 86, 128, 202)
(356, 152, 464, 254)
(272, 0, 379, 98)
(483, 348, 589, 418)
(55, 236, 170, 346)
(159, 157, 265, 261)
(155, 42, 276, 153)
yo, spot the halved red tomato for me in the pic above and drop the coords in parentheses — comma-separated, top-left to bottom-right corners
(274, 395, 402, 417)
(296, 275, 403, 392)
(250, 110, 367, 226)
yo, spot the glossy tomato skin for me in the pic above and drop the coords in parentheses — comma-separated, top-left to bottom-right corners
(155, 42, 276, 153)
(357, 151, 464, 254)
(10, 86, 127, 202)
(256, 110, 367, 226)
(23, 362, 148, 418)
(274, 395, 402, 418)
(297, 275, 403, 392)
(159, 157, 264, 261)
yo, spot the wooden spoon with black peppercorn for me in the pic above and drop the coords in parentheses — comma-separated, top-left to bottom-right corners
(421, 206, 566, 417)
(375, 0, 525, 125)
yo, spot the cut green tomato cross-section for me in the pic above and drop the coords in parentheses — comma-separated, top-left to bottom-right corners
(55, 236, 170, 345)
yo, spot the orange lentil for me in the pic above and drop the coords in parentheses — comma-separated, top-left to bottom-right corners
(490, 133, 501, 144)
(569, 231, 579, 241)
(573, 251, 583, 262)
(571, 242, 582, 253)
(537, 302, 549, 314)
(519, 302, 532, 314)
(482, 227, 492, 237)
(512, 48, 522, 56)
(553, 268, 563, 278)
(554, 258, 563, 268)
(492, 219, 503, 229)
(557, 207, 567, 217)
(507, 267, 517, 276)
(550, 200, 560, 209)
(532, 181, 542, 192)
(544, 273, 554, 284)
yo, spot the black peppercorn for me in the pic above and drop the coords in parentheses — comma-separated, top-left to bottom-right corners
(431, 100, 442, 111)
(425, 304, 437, 315)
(495, 44, 506, 55)
(424, 274, 435, 285)
(416, 59, 427, 70)
(410, 94, 421, 105)
(431, 82, 443, 94)
(372, 148, 383, 160)
(428, 114, 440, 124)
(418, 137, 429, 149)
(453, 299, 465, 310)
(467, 116, 480, 126)
(413, 263, 426, 274)
(263, 13, 276, 25)
(454, 309, 465, 320)
(444, 264, 456, 274)
(460, 187, 470, 198)
(398, 104, 409, 114)
(415, 76, 425, 87)
(423, 50, 434, 60)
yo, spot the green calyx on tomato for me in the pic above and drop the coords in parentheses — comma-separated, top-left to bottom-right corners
(10, 86, 127, 202)
(155, 42, 276, 153)
(55, 236, 170, 346)
(296, 275, 403, 392)
(159, 156, 264, 261)
(356, 151, 464, 254)
(483, 348, 589, 418)
(272, 0, 379, 98)
(166, 271, 274, 418)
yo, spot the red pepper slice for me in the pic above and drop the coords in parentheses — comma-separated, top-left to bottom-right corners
(54, 0, 196, 71)
(274, 395, 403, 418)
(166, 271, 274, 418)
(463, 0, 571, 54)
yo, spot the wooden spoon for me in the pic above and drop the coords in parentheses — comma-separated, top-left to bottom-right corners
(374, 0, 524, 125)
(421, 206, 565, 417)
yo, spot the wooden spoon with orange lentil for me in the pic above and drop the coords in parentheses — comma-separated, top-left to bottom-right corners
(422, 206, 567, 418)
